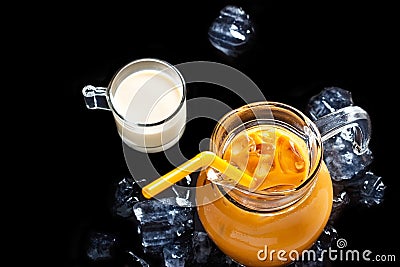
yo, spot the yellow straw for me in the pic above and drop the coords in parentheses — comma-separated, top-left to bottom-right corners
(142, 151, 254, 199)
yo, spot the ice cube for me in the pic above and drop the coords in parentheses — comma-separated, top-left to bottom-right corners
(225, 132, 253, 172)
(208, 5, 255, 57)
(315, 224, 338, 250)
(112, 176, 145, 218)
(329, 188, 350, 223)
(345, 171, 386, 207)
(306, 87, 354, 121)
(86, 231, 119, 261)
(250, 154, 274, 191)
(277, 136, 306, 174)
(133, 198, 194, 253)
(231, 132, 254, 156)
(163, 243, 190, 267)
(323, 129, 374, 181)
(192, 231, 212, 264)
(359, 172, 386, 207)
(126, 251, 150, 267)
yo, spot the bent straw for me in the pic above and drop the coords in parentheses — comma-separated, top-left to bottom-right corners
(142, 151, 254, 199)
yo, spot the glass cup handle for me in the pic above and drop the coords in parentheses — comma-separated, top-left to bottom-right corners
(82, 85, 110, 111)
(314, 106, 371, 155)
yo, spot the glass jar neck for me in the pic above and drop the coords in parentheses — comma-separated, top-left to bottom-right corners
(209, 101, 323, 212)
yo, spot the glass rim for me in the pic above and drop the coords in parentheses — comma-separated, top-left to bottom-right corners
(106, 58, 186, 127)
(210, 101, 323, 197)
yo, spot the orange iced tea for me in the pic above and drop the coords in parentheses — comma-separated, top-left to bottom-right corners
(196, 125, 333, 266)
(222, 126, 310, 191)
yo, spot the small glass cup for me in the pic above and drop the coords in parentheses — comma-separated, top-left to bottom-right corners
(82, 58, 186, 153)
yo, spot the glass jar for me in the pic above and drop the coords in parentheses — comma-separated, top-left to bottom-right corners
(196, 101, 371, 266)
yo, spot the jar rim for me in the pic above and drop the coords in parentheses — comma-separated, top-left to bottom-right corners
(209, 101, 323, 211)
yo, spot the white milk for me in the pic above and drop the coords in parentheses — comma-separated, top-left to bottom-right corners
(110, 69, 186, 152)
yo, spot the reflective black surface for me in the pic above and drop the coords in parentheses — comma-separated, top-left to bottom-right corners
(49, 1, 398, 266)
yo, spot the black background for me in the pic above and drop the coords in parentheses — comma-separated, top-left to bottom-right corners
(39, 1, 398, 266)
